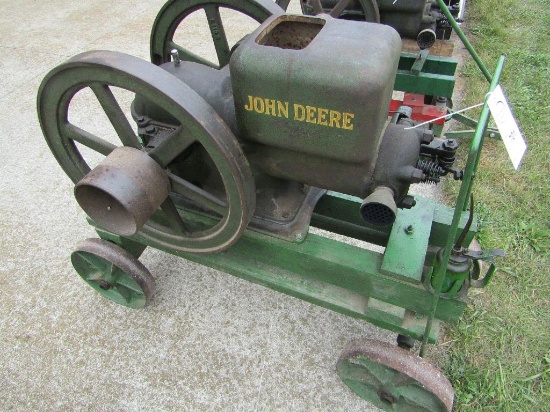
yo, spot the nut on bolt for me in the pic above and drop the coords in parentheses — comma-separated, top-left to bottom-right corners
(400, 196, 417, 209)
(421, 130, 434, 144)
(443, 139, 459, 150)
(411, 168, 426, 183)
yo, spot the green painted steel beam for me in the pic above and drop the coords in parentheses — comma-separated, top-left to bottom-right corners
(398, 53, 458, 76)
(394, 71, 455, 98)
(395, 52, 457, 97)
(98, 228, 443, 342)
(98, 206, 468, 324)
(311, 192, 477, 249)
(382, 197, 435, 283)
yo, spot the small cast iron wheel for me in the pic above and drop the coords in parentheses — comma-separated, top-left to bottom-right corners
(150, 0, 285, 68)
(336, 339, 454, 411)
(38, 51, 255, 253)
(71, 238, 155, 308)
(301, 0, 380, 22)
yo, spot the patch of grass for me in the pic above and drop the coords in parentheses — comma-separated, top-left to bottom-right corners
(441, 0, 550, 410)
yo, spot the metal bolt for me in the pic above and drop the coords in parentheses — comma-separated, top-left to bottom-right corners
(145, 125, 156, 134)
(411, 169, 426, 183)
(379, 391, 397, 405)
(171, 49, 180, 67)
(405, 225, 414, 235)
(421, 130, 434, 144)
(98, 279, 112, 290)
(414, 312, 423, 321)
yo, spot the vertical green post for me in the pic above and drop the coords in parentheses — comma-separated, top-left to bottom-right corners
(420, 56, 506, 356)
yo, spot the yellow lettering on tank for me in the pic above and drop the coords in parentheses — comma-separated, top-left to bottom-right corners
(317, 108, 328, 126)
(329, 110, 341, 128)
(342, 112, 355, 131)
(277, 101, 289, 118)
(264, 99, 276, 116)
(244, 95, 254, 111)
(243, 95, 355, 131)
(306, 106, 317, 124)
(253, 97, 265, 113)
(294, 104, 305, 121)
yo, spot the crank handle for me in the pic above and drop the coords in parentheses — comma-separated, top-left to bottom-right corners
(469, 249, 505, 288)
(464, 248, 505, 264)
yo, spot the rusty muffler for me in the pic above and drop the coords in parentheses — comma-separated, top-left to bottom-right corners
(360, 186, 397, 227)
(74, 147, 170, 237)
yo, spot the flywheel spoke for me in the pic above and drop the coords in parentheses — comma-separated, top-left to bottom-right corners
(90, 83, 142, 149)
(308, 0, 324, 15)
(168, 172, 227, 215)
(148, 126, 196, 167)
(159, 197, 189, 235)
(203, 5, 231, 67)
(168, 41, 216, 68)
(330, 0, 352, 17)
(63, 123, 117, 156)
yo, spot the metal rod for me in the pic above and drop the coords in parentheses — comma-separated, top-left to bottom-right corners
(463, 56, 506, 207)
(436, 0, 492, 82)
(420, 55, 506, 356)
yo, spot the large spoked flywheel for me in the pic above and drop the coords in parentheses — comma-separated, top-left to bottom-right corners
(150, 0, 284, 68)
(38, 50, 255, 253)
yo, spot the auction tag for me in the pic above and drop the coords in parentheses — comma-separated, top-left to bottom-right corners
(487, 85, 527, 170)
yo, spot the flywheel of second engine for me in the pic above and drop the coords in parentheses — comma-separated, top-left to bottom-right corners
(37, 51, 256, 254)
(150, 0, 285, 68)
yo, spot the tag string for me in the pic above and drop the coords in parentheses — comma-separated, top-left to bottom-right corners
(404, 91, 493, 130)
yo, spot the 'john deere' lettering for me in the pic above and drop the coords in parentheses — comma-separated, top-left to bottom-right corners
(244, 95, 355, 131)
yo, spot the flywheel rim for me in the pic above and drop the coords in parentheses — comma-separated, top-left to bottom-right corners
(150, 0, 285, 68)
(38, 50, 255, 253)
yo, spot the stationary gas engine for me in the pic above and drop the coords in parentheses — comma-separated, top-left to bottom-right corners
(38, 1, 509, 409)
(68, 14, 459, 251)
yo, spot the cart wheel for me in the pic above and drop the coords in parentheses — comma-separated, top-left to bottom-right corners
(150, 0, 284, 68)
(336, 339, 454, 412)
(71, 238, 155, 308)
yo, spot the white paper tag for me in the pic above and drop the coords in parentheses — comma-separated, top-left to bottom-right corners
(487, 85, 527, 170)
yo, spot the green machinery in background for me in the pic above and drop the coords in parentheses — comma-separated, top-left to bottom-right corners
(37, 0, 507, 410)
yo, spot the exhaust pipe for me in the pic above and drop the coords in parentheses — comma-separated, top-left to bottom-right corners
(360, 186, 397, 227)
(417, 28, 436, 49)
(74, 147, 170, 237)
